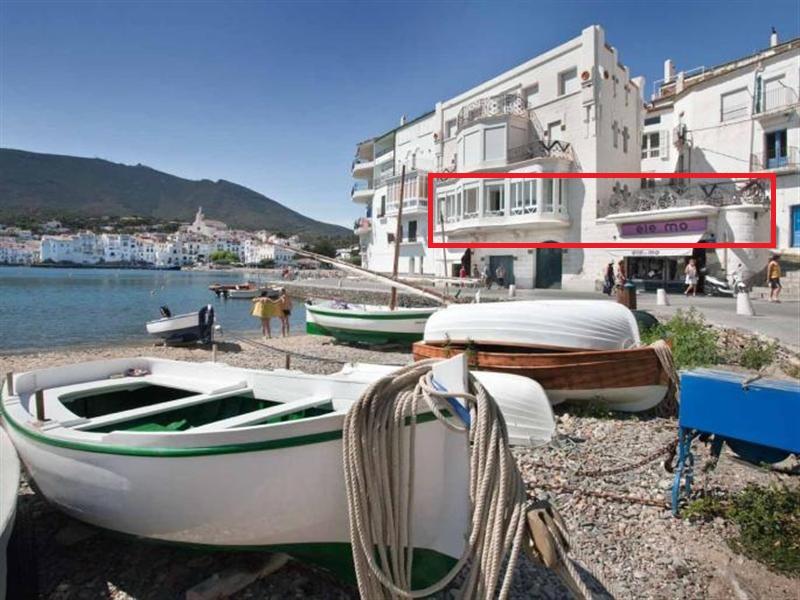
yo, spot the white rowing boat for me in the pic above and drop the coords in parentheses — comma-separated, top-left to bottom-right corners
(1, 357, 552, 584)
(145, 306, 215, 344)
(305, 300, 438, 345)
(0, 427, 19, 600)
(423, 300, 641, 351)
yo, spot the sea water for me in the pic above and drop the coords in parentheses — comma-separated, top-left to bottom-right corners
(0, 266, 306, 352)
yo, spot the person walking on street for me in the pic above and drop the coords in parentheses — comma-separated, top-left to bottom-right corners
(602, 262, 614, 296)
(684, 258, 698, 297)
(481, 264, 491, 289)
(614, 260, 626, 291)
(767, 255, 782, 302)
(495, 264, 507, 288)
(459, 264, 467, 287)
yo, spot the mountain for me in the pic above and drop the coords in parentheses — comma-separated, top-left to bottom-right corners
(0, 148, 350, 238)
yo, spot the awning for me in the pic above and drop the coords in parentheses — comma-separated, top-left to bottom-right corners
(608, 232, 706, 258)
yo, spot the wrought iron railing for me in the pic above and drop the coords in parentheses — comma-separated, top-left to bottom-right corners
(602, 179, 770, 217)
(755, 87, 799, 114)
(457, 92, 528, 131)
(750, 146, 800, 170)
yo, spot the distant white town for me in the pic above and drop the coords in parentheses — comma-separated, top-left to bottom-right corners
(0, 207, 304, 267)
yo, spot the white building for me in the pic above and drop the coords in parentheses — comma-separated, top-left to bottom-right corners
(0, 237, 40, 264)
(40, 232, 103, 264)
(633, 32, 799, 286)
(352, 26, 795, 290)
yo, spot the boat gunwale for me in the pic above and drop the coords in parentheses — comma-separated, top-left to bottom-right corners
(413, 341, 661, 360)
(306, 303, 437, 320)
(1, 386, 441, 458)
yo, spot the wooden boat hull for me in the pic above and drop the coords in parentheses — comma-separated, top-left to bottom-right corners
(0, 428, 19, 600)
(413, 342, 669, 412)
(305, 301, 437, 345)
(1, 358, 469, 586)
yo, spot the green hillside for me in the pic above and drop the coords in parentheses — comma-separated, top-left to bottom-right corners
(0, 148, 349, 238)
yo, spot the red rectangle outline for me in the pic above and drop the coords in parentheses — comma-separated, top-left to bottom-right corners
(425, 172, 777, 249)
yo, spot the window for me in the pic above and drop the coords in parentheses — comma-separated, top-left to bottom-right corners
(622, 126, 629, 153)
(524, 84, 539, 107)
(547, 120, 562, 142)
(558, 68, 578, 96)
(720, 88, 749, 122)
(464, 187, 478, 217)
(445, 119, 457, 139)
(644, 115, 661, 126)
(641, 132, 660, 158)
(463, 130, 481, 166)
(484, 126, 505, 161)
(510, 181, 537, 214)
(612, 121, 619, 148)
(484, 182, 505, 216)
(766, 129, 788, 168)
(407, 220, 417, 242)
(379, 195, 386, 217)
(542, 180, 554, 212)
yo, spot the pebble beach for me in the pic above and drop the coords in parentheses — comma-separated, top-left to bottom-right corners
(3, 333, 798, 600)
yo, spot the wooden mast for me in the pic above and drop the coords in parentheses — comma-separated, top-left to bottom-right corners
(389, 164, 406, 310)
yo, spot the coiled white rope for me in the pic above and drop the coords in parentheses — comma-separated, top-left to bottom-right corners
(342, 359, 528, 599)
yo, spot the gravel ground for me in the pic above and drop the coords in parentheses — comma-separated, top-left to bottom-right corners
(3, 336, 798, 599)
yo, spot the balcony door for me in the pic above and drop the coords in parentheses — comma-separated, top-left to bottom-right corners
(766, 129, 787, 168)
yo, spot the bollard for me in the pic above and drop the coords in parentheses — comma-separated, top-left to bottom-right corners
(656, 288, 670, 306)
(736, 291, 756, 316)
(212, 343, 218, 363)
(35, 389, 45, 422)
(285, 353, 291, 370)
(5, 372, 13, 396)
(338, 279, 342, 288)
(508, 284, 516, 298)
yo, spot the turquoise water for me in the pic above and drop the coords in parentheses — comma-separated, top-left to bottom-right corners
(0, 266, 306, 352)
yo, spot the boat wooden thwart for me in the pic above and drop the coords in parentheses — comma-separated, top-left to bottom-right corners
(0, 357, 553, 584)
(414, 300, 670, 412)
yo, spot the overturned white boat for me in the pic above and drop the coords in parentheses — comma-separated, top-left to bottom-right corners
(145, 305, 215, 344)
(423, 300, 641, 351)
(1, 356, 552, 583)
(0, 426, 19, 600)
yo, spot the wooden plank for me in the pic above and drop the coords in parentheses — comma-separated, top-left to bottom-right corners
(191, 395, 331, 431)
(185, 553, 290, 600)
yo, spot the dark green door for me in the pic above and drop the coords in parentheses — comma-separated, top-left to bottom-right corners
(535, 247, 562, 288)
(489, 255, 515, 286)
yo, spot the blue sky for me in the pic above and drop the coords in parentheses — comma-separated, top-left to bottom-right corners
(1, 1, 798, 228)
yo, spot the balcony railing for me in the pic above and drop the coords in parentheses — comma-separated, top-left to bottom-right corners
(351, 157, 374, 171)
(755, 87, 799, 114)
(602, 179, 769, 217)
(386, 197, 428, 215)
(506, 140, 575, 164)
(750, 146, 799, 170)
(457, 92, 528, 131)
(375, 146, 394, 159)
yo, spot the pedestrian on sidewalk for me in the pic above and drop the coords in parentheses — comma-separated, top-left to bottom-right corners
(602, 262, 614, 296)
(459, 264, 467, 287)
(684, 258, 698, 297)
(495, 264, 507, 288)
(481, 264, 491, 289)
(767, 254, 782, 302)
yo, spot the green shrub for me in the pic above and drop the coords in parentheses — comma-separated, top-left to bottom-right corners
(640, 309, 720, 370)
(738, 339, 777, 371)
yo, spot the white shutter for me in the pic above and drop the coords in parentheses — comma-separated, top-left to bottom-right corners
(484, 126, 505, 161)
(660, 129, 669, 161)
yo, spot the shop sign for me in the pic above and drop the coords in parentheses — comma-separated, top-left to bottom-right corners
(620, 217, 707, 237)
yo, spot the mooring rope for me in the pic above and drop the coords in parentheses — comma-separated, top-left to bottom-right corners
(342, 359, 529, 599)
(648, 339, 680, 417)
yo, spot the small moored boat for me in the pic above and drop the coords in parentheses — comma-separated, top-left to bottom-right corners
(305, 300, 438, 345)
(415, 300, 671, 412)
(1, 357, 553, 584)
(145, 305, 215, 345)
(0, 426, 20, 600)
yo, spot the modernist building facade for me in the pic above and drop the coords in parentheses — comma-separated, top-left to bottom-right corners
(351, 26, 798, 290)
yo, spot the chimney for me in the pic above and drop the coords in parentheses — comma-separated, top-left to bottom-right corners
(664, 59, 675, 83)
(400, 114, 407, 126)
(770, 27, 778, 47)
